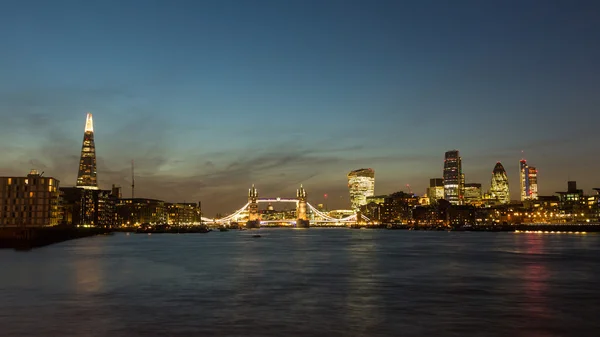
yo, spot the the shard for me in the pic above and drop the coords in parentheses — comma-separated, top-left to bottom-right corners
(490, 162, 509, 204)
(76, 113, 99, 189)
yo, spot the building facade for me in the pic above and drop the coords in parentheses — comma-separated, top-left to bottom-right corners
(463, 183, 482, 205)
(520, 159, 538, 201)
(490, 162, 510, 204)
(117, 198, 167, 226)
(427, 178, 445, 204)
(443, 150, 463, 205)
(76, 113, 99, 189)
(166, 202, 201, 225)
(0, 170, 61, 227)
(60, 187, 117, 228)
(379, 191, 419, 223)
(527, 166, 538, 200)
(347, 168, 375, 211)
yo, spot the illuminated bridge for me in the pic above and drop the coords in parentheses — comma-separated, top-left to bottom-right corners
(200, 185, 370, 227)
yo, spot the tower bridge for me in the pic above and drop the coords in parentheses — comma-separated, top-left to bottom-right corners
(201, 185, 370, 228)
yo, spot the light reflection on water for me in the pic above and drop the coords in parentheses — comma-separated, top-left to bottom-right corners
(1, 229, 599, 337)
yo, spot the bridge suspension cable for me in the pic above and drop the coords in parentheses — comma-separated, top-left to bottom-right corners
(307, 203, 371, 222)
(202, 201, 371, 224)
(202, 202, 250, 223)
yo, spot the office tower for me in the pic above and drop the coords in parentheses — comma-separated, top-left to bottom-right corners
(519, 160, 528, 201)
(527, 166, 538, 199)
(0, 170, 61, 227)
(76, 113, 99, 189)
(428, 178, 445, 204)
(463, 183, 482, 204)
(443, 150, 463, 205)
(520, 159, 539, 201)
(490, 162, 510, 204)
(347, 168, 375, 210)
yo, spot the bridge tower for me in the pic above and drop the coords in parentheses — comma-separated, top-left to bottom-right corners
(246, 184, 260, 228)
(296, 184, 310, 228)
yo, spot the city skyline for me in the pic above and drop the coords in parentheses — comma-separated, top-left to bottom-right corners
(2, 111, 599, 214)
(1, 0, 599, 213)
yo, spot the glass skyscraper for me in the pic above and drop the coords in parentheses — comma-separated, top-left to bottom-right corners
(443, 150, 463, 205)
(347, 168, 375, 211)
(490, 162, 510, 204)
(76, 113, 99, 189)
(520, 159, 538, 201)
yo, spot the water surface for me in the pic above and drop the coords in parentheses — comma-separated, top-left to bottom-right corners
(1, 229, 599, 336)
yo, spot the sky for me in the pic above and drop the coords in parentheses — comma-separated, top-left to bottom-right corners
(1, 0, 599, 215)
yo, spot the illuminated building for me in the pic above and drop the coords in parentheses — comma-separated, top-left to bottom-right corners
(347, 168, 375, 211)
(519, 159, 538, 201)
(443, 150, 463, 205)
(460, 173, 465, 200)
(117, 198, 166, 226)
(463, 183, 482, 205)
(166, 203, 201, 225)
(527, 166, 538, 199)
(60, 187, 117, 228)
(0, 170, 61, 227)
(490, 162, 510, 204)
(594, 188, 600, 220)
(76, 113, 99, 189)
(366, 195, 386, 205)
(427, 178, 445, 204)
(380, 191, 419, 223)
(519, 160, 527, 200)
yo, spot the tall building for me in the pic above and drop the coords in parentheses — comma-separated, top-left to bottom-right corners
(519, 160, 528, 201)
(443, 150, 463, 205)
(0, 170, 61, 227)
(490, 162, 510, 204)
(76, 113, 98, 189)
(520, 159, 539, 200)
(347, 168, 375, 211)
(427, 178, 445, 204)
(528, 166, 538, 199)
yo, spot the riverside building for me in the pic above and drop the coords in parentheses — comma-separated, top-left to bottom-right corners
(0, 170, 61, 227)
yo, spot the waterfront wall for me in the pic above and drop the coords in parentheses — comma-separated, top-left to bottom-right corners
(0, 226, 110, 250)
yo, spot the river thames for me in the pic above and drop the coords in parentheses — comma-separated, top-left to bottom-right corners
(1, 229, 599, 337)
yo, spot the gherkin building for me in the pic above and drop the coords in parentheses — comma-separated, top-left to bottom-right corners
(490, 162, 509, 204)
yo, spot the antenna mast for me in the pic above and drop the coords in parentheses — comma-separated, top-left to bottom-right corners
(131, 159, 135, 199)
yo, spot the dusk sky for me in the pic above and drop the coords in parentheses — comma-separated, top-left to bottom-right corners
(1, 0, 599, 215)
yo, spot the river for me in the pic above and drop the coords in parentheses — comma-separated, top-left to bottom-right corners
(1, 229, 599, 336)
